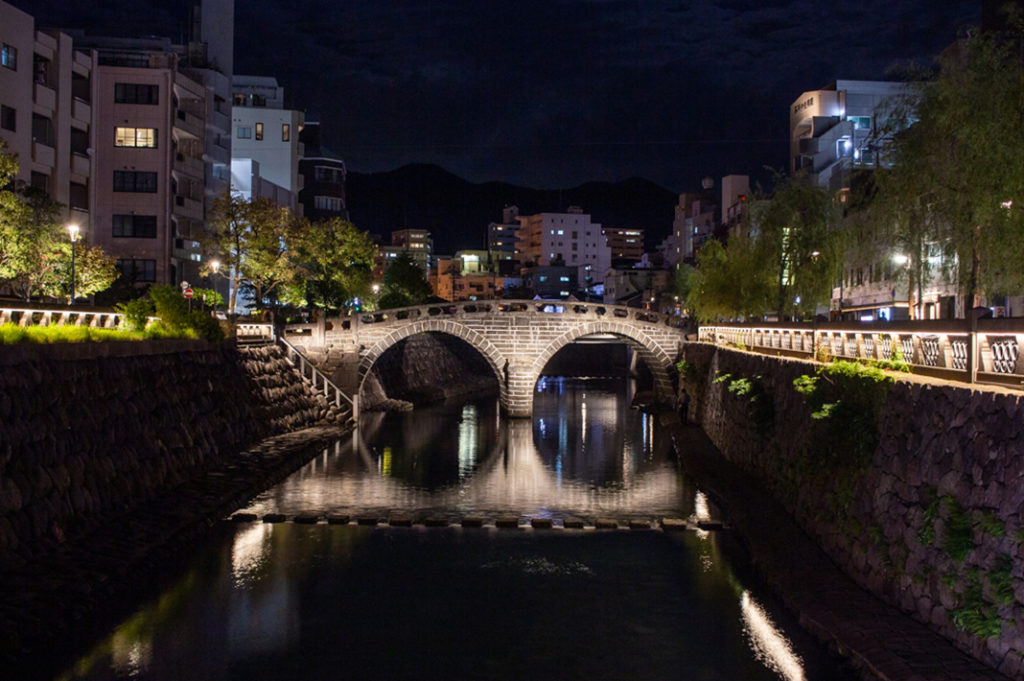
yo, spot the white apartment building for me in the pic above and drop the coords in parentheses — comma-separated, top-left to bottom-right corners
(231, 75, 303, 211)
(515, 207, 611, 292)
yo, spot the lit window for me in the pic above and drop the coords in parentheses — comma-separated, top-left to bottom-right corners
(255, 122, 263, 140)
(1, 44, 17, 71)
(115, 127, 158, 148)
(559, 276, 570, 282)
(282, 123, 290, 141)
(237, 126, 252, 139)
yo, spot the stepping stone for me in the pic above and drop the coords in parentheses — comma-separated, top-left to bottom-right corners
(495, 516, 521, 528)
(294, 514, 320, 524)
(326, 514, 350, 525)
(595, 518, 619, 530)
(262, 513, 286, 523)
(424, 517, 450, 527)
(389, 516, 413, 527)
(628, 519, 652, 530)
(530, 518, 554, 529)
(562, 518, 585, 529)
(660, 518, 688, 532)
(697, 520, 724, 531)
(461, 517, 484, 528)
(356, 516, 380, 526)
(231, 513, 258, 522)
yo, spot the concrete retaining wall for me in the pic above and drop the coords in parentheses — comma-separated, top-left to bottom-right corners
(0, 341, 340, 568)
(679, 343, 1024, 679)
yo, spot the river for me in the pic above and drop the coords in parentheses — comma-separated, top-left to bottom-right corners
(55, 377, 856, 681)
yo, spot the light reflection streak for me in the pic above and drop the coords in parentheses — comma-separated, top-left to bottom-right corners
(458, 404, 478, 478)
(232, 522, 272, 588)
(693, 491, 710, 540)
(740, 590, 806, 681)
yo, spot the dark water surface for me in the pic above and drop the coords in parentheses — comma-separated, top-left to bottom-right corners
(56, 378, 857, 681)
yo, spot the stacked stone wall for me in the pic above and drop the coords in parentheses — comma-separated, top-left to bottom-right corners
(0, 341, 339, 568)
(679, 343, 1024, 678)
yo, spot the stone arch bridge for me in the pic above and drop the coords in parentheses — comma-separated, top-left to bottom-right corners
(281, 300, 689, 417)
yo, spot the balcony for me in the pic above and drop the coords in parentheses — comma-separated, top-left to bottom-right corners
(174, 109, 204, 139)
(33, 83, 56, 112)
(32, 141, 55, 168)
(71, 152, 91, 178)
(174, 152, 204, 180)
(173, 194, 203, 221)
(72, 97, 91, 125)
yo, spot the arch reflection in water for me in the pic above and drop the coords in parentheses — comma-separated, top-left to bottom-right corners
(239, 377, 690, 520)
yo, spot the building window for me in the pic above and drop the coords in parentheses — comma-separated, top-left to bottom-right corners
(1, 44, 17, 71)
(313, 195, 344, 212)
(237, 126, 252, 139)
(30, 172, 48, 193)
(116, 258, 157, 282)
(113, 170, 158, 193)
(113, 214, 158, 238)
(114, 83, 158, 105)
(255, 122, 263, 140)
(314, 165, 343, 184)
(31, 114, 54, 146)
(847, 115, 871, 130)
(282, 124, 290, 142)
(115, 127, 158, 148)
(0, 105, 14, 132)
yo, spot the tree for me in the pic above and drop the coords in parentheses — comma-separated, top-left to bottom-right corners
(206, 193, 300, 313)
(379, 252, 432, 309)
(687, 235, 772, 322)
(750, 172, 841, 319)
(292, 216, 377, 312)
(878, 27, 1024, 309)
(0, 141, 117, 301)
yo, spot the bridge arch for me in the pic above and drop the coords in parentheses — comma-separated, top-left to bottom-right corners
(528, 320, 676, 405)
(357, 319, 510, 407)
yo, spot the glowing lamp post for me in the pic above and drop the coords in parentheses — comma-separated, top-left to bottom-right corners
(67, 224, 80, 305)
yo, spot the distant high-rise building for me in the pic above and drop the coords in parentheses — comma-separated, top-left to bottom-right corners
(376, 228, 433, 277)
(720, 174, 750, 238)
(487, 205, 519, 260)
(601, 226, 644, 263)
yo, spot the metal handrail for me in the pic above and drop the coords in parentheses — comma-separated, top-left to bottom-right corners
(698, 321, 1024, 388)
(274, 330, 359, 422)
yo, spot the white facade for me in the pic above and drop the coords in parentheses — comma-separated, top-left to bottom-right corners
(515, 207, 610, 290)
(231, 75, 303, 210)
(790, 80, 913, 192)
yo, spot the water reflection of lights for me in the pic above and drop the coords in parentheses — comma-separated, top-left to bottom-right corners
(232, 523, 272, 588)
(458, 404, 478, 477)
(380, 446, 392, 477)
(740, 590, 807, 681)
(111, 635, 151, 678)
(693, 491, 710, 540)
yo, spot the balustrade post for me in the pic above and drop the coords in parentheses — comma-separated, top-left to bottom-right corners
(968, 315, 978, 384)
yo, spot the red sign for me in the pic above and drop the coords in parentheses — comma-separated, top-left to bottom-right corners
(184, 287, 194, 299)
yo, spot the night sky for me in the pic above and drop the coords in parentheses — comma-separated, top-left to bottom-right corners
(18, 0, 979, 191)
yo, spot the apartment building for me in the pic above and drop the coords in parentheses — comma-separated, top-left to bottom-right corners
(602, 226, 644, 263)
(487, 205, 520, 261)
(297, 121, 347, 222)
(514, 206, 610, 293)
(0, 2, 96, 230)
(376, 228, 433, 278)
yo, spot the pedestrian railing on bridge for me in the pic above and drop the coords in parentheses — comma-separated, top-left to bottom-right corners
(698, 320, 1023, 389)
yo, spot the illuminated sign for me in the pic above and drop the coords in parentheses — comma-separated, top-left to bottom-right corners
(792, 96, 814, 115)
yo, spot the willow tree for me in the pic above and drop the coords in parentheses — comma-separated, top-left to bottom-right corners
(687, 234, 772, 322)
(879, 27, 1024, 308)
(750, 172, 842, 319)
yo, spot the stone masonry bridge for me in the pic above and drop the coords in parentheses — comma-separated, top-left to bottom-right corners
(281, 300, 689, 417)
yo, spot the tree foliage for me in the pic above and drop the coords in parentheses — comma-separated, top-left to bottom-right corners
(379, 252, 432, 309)
(292, 216, 377, 312)
(0, 141, 117, 301)
(876, 28, 1024, 307)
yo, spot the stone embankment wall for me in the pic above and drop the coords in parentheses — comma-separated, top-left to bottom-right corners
(678, 343, 1024, 679)
(362, 333, 498, 410)
(0, 341, 343, 568)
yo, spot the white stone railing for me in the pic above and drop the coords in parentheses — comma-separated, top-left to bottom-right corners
(0, 306, 124, 329)
(698, 319, 1024, 388)
(275, 331, 358, 421)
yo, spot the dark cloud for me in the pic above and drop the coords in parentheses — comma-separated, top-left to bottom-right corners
(16, 0, 979, 190)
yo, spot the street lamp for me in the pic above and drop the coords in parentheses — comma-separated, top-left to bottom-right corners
(210, 260, 221, 312)
(67, 224, 80, 305)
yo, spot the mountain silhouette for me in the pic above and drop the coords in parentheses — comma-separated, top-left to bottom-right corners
(346, 164, 679, 256)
